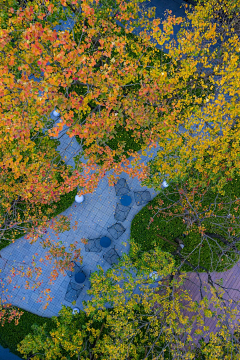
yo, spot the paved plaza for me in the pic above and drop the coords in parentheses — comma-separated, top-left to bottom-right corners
(0, 127, 159, 316)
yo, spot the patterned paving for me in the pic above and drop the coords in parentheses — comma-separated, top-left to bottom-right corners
(0, 112, 159, 316)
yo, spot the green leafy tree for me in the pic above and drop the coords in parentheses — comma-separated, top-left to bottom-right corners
(18, 244, 240, 359)
(17, 306, 91, 360)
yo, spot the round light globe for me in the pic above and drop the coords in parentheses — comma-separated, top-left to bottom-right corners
(72, 307, 80, 315)
(162, 180, 169, 188)
(149, 271, 159, 280)
(75, 195, 84, 203)
(53, 109, 60, 117)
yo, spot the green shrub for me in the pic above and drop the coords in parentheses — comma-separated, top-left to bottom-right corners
(0, 307, 53, 358)
(130, 188, 185, 255)
(131, 176, 240, 273)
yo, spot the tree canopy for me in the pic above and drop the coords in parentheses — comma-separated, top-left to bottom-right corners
(1, 0, 240, 347)
(17, 244, 240, 359)
(2, 0, 239, 242)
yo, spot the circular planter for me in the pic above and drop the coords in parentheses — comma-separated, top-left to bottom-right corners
(75, 194, 84, 203)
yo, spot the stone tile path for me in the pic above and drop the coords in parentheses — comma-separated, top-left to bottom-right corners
(0, 138, 159, 316)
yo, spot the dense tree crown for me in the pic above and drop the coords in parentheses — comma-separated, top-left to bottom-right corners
(1, 0, 239, 240)
(17, 245, 240, 359)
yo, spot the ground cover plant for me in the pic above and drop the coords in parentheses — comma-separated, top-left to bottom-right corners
(131, 170, 240, 273)
(0, 306, 53, 358)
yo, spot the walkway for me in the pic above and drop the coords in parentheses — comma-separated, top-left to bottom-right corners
(0, 345, 22, 360)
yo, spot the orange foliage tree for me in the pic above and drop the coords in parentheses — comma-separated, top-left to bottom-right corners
(0, 0, 223, 242)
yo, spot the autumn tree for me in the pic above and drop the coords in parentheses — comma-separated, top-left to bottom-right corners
(1, 0, 223, 205)
(0, 0, 77, 241)
(0, 0, 207, 312)
(2, 0, 236, 239)
(17, 244, 240, 359)
(128, 169, 240, 358)
(144, 0, 240, 195)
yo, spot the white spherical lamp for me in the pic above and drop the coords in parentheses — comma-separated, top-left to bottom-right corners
(75, 194, 84, 203)
(72, 307, 80, 315)
(162, 180, 169, 188)
(52, 109, 60, 118)
(149, 271, 162, 281)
